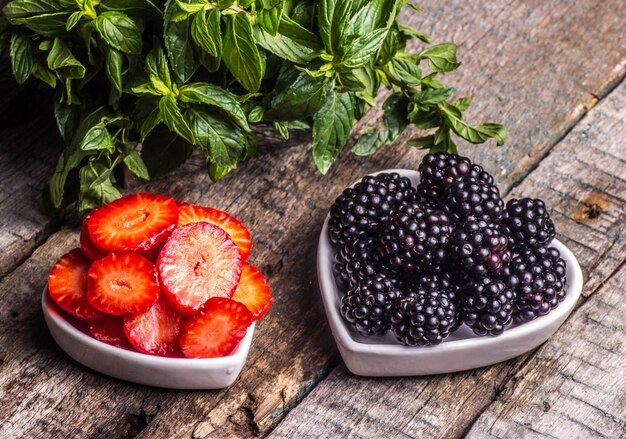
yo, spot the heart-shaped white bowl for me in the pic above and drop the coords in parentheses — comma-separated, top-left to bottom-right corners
(42, 289, 255, 389)
(318, 169, 583, 377)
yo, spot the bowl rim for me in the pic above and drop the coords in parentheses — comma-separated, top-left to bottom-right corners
(42, 288, 256, 366)
(317, 168, 584, 355)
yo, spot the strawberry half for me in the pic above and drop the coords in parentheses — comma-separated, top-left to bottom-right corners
(231, 264, 272, 320)
(87, 193, 178, 254)
(157, 222, 243, 315)
(87, 252, 159, 315)
(48, 248, 105, 320)
(89, 317, 135, 350)
(177, 203, 252, 260)
(124, 297, 184, 357)
(80, 218, 105, 261)
(180, 298, 252, 358)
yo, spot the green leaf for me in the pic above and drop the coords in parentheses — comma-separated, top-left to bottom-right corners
(33, 59, 57, 87)
(439, 102, 508, 144)
(78, 161, 121, 214)
(223, 12, 265, 93)
(94, 12, 142, 54)
(207, 162, 232, 182)
(254, 27, 319, 64)
(9, 34, 34, 84)
(318, 0, 353, 53)
(312, 89, 355, 174)
(454, 96, 471, 113)
(175, 0, 204, 13)
(419, 43, 459, 73)
(47, 37, 86, 79)
(432, 125, 457, 153)
(140, 125, 194, 178)
(376, 28, 398, 65)
(391, 57, 421, 86)
(66, 10, 83, 31)
(79, 123, 115, 153)
(123, 149, 150, 180)
(398, 24, 431, 44)
(265, 71, 327, 121)
(347, 0, 383, 36)
(352, 130, 383, 156)
(178, 82, 250, 130)
(164, 0, 197, 83)
(340, 28, 388, 69)
(273, 121, 289, 140)
(382, 92, 408, 141)
(257, 0, 283, 36)
(409, 108, 441, 129)
(278, 15, 323, 50)
(191, 8, 221, 57)
(54, 101, 77, 145)
(408, 135, 435, 149)
(105, 47, 123, 92)
(186, 106, 244, 168)
(159, 94, 195, 143)
(413, 85, 454, 106)
(99, 0, 162, 15)
(13, 12, 70, 37)
(146, 40, 172, 90)
(3, 0, 61, 19)
(133, 96, 162, 139)
(247, 105, 264, 123)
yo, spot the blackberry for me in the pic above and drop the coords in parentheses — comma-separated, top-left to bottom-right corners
(341, 276, 401, 336)
(509, 246, 567, 323)
(418, 152, 494, 203)
(390, 277, 457, 346)
(449, 220, 510, 277)
(379, 205, 452, 273)
(328, 173, 417, 245)
(461, 276, 515, 336)
(443, 178, 504, 224)
(334, 238, 390, 288)
(501, 198, 556, 248)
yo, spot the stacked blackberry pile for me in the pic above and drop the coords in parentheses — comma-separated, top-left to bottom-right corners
(329, 153, 567, 346)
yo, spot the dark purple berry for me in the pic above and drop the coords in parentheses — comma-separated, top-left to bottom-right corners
(443, 178, 504, 224)
(501, 198, 556, 248)
(449, 220, 510, 277)
(461, 276, 516, 336)
(341, 276, 401, 336)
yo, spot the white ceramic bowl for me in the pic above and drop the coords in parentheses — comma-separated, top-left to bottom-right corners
(42, 290, 255, 389)
(318, 169, 583, 377)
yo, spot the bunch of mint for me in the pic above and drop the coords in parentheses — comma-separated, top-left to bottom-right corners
(0, 0, 506, 213)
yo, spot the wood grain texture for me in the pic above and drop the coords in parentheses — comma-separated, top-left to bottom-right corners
(464, 264, 626, 439)
(0, 1, 625, 438)
(0, 70, 61, 278)
(267, 80, 626, 439)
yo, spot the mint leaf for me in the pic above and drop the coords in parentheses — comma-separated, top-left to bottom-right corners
(398, 24, 431, 44)
(146, 40, 172, 90)
(140, 126, 194, 178)
(133, 96, 162, 139)
(318, 0, 353, 53)
(439, 102, 508, 144)
(9, 34, 34, 84)
(265, 71, 327, 121)
(278, 15, 323, 50)
(408, 135, 435, 149)
(3, 0, 61, 19)
(383, 93, 408, 141)
(347, 0, 383, 36)
(223, 12, 265, 93)
(340, 28, 388, 68)
(178, 82, 249, 130)
(123, 148, 150, 181)
(105, 46, 123, 92)
(187, 106, 244, 168)
(254, 27, 320, 64)
(312, 89, 355, 174)
(164, 0, 197, 83)
(257, 0, 283, 36)
(352, 131, 383, 156)
(78, 161, 121, 214)
(391, 57, 422, 86)
(47, 37, 86, 79)
(13, 12, 70, 37)
(94, 12, 142, 54)
(191, 8, 221, 58)
(420, 43, 459, 73)
(159, 94, 195, 143)
(413, 85, 454, 106)
(79, 123, 115, 153)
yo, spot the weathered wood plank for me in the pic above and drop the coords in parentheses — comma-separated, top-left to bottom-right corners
(267, 81, 626, 439)
(0, 1, 625, 437)
(0, 71, 61, 278)
(463, 265, 626, 439)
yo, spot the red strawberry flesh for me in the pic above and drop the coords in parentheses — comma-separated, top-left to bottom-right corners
(48, 248, 105, 320)
(87, 252, 159, 315)
(87, 193, 178, 254)
(80, 218, 105, 260)
(157, 222, 242, 315)
(177, 203, 252, 260)
(231, 264, 272, 320)
(124, 297, 184, 357)
(89, 317, 135, 350)
(180, 298, 252, 358)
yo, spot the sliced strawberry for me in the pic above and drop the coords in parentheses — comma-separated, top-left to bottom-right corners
(80, 218, 105, 260)
(89, 317, 135, 350)
(157, 222, 243, 315)
(48, 248, 106, 320)
(231, 264, 272, 321)
(177, 203, 252, 260)
(87, 252, 159, 315)
(124, 297, 184, 357)
(87, 193, 178, 254)
(180, 298, 252, 358)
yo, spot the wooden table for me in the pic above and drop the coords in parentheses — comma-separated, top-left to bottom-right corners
(1, 1, 625, 438)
